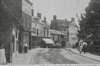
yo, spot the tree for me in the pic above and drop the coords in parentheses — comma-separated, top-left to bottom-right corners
(78, 0, 100, 52)
(79, 0, 100, 40)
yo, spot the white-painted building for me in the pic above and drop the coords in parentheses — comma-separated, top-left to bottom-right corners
(69, 20, 79, 47)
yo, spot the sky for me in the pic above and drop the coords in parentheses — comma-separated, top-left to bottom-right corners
(30, 0, 90, 23)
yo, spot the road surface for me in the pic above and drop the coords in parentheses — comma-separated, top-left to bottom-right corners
(29, 48, 100, 64)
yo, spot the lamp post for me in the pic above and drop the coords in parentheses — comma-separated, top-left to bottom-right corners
(65, 19, 70, 48)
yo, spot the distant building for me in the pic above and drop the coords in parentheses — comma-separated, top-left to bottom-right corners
(32, 13, 49, 37)
(31, 13, 50, 47)
(49, 29, 66, 42)
(50, 15, 68, 31)
(50, 15, 69, 47)
(50, 16, 79, 48)
(69, 18, 79, 47)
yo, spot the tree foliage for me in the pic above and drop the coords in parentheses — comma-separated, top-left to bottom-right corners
(78, 0, 100, 41)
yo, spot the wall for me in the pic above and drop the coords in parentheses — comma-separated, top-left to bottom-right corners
(22, 0, 33, 51)
(37, 23, 44, 37)
(69, 22, 78, 47)
(50, 19, 67, 31)
(22, 0, 32, 30)
(32, 17, 49, 38)
(0, 0, 22, 62)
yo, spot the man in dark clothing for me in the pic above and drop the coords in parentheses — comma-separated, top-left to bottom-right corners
(82, 41, 88, 54)
(4, 43, 12, 63)
(61, 41, 66, 48)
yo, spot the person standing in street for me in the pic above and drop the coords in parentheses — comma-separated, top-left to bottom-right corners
(82, 41, 88, 54)
(79, 40, 83, 54)
(4, 43, 11, 63)
(24, 42, 28, 53)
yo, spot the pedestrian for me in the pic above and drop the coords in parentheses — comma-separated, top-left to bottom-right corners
(82, 41, 88, 54)
(79, 40, 83, 54)
(61, 41, 65, 48)
(24, 43, 28, 53)
(4, 43, 11, 63)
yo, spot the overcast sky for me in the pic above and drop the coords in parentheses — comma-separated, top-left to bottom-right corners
(30, 0, 90, 23)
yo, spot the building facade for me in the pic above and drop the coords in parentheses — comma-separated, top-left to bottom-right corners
(50, 15, 68, 31)
(31, 13, 50, 48)
(21, 0, 33, 51)
(49, 29, 66, 42)
(69, 20, 78, 48)
(50, 15, 69, 47)
(50, 16, 79, 48)
(0, 0, 33, 63)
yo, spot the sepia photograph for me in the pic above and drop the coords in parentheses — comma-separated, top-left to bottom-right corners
(0, 0, 100, 65)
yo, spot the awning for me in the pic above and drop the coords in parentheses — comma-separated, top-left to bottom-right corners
(49, 29, 66, 35)
(31, 33, 36, 36)
(42, 38, 55, 44)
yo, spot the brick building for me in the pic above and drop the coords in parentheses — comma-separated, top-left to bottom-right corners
(0, 0, 33, 63)
(49, 29, 66, 42)
(21, 0, 33, 51)
(50, 16, 79, 48)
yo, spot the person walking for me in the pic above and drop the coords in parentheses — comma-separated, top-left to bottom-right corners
(24, 43, 28, 53)
(82, 41, 88, 54)
(79, 40, 83, 54)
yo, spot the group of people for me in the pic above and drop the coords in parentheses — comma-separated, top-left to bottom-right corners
(78, 40, 88, 54)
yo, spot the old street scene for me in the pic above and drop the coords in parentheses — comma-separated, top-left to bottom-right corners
(1, 0, 100, 65)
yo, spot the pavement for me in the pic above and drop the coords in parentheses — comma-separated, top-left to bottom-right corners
(7, 48, 77, 64)
(66, 48, 100, 62)
(8, 48, 42, 65)
(5, 48, 100, 65)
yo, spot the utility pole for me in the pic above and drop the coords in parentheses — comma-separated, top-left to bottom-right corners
(29, 31, 32, 49)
